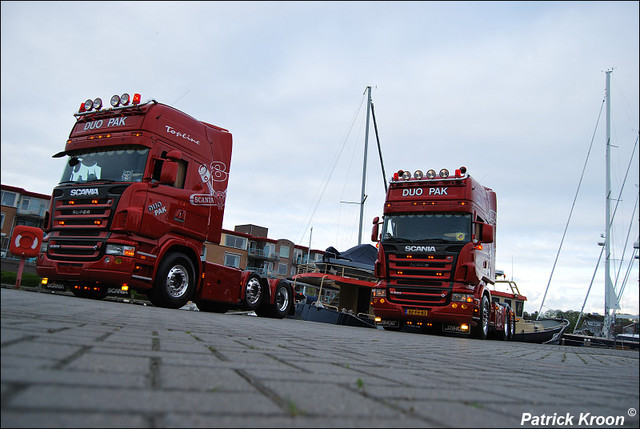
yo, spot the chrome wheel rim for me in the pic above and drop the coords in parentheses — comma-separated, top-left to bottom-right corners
(166, 265, 189, 298)
(481, 299, 489, 337)
(275, 286, 289, 313)
(245, 277, 262, 306)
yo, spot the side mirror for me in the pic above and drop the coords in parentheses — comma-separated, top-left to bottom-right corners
(371, 216, 380, 242)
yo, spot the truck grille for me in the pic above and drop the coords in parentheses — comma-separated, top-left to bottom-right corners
(384, 245, 460, 306)
(45, 186, 124, 261)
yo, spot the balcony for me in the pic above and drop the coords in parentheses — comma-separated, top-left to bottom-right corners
(247, 248, 278, 260)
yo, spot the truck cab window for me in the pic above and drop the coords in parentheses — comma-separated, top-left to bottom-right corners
(381, 213, 471, 243)
(60, 147, 148, 184)
(152, 151, 187, 189)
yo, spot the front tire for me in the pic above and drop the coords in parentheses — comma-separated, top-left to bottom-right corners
(473, 295, 490, 340)
(149, 252, 196, 309)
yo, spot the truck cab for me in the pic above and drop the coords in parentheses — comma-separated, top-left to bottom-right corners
(37, 93, 293, 317)
(370, 167, 509, 339)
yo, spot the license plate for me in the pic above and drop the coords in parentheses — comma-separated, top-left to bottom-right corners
(443, 325, 469, 334)
(378, 320, 399, 327)
(406, 308, 428, 316)
(107, 288, 130, 296)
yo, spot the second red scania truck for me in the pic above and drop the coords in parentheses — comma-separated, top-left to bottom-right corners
(36, 93, 293, 318)
(370, 167, 515, 339)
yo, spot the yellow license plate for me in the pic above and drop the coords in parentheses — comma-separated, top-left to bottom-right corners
(406, 309, 428, 316)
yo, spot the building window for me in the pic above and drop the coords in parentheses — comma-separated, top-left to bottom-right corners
(264, 243, 275, 258)
(2, 191, 18, 207)
(224, 252, 241, 268)
(279, 245, 290, 259)
(225, 235, 247, 250)
(278, 263, 288, 275)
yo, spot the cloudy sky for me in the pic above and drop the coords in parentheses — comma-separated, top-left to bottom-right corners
(2, 1, 638, 316)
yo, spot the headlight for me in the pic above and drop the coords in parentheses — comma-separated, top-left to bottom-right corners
(106, 244, 135, 257)
(452, 293, 473, 302)
(372, 288, 387, 297)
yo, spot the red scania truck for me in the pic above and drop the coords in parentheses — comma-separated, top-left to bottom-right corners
(370, 167, 514, 339)
(36, 93, 293, 318)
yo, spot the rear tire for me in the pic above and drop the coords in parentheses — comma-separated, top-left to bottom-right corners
(500, 310, 509, 341)
(508, 309, 516, 340)
(255, 281, 292, 318)
(149, 252, 196, 309)
(243, 274, 264, 311)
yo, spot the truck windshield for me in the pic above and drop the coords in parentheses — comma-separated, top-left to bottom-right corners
(59, 147, 149, 184)
(381, 213, 472, 243)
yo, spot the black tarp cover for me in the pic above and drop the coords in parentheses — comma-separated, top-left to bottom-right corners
(323, 244, 378, 269)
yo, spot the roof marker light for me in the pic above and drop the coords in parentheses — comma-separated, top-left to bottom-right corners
(426, 169, 436, 179)
(132, 93, 141, 104)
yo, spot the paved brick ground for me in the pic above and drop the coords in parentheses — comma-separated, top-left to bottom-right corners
(1, 287, 638, 428)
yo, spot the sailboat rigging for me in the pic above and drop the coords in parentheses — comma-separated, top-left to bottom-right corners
(539, 69, 639, 343)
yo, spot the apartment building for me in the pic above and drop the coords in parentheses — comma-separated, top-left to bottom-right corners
(206, 224, 325, 280)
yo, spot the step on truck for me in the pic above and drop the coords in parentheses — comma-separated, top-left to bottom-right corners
(36, 93, 293, 318)
(370, 167, 515, 339)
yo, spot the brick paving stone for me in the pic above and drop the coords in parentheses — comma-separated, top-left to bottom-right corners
(2, 287, 638, 428)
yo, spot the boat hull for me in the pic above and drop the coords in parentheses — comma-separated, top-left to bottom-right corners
(291, 302, 377, 329)
(512, 318, 569, 344)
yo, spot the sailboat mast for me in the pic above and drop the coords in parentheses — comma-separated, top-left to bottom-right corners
(603, 69, 613, 338)
(358, 86, 372, 245)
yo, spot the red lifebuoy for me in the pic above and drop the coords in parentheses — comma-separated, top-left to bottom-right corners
(9, 226, 43, 257)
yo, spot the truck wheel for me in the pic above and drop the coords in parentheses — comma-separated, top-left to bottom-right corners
(244, 274, 264, 311)
(150, 252, 195, 309)
(500, 311, 509, 341)
(473, 295, 490, 340)
(255, 281, 292, 319)
(508, 310, 516, 340)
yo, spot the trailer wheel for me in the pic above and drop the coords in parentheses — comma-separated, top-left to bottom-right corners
(244, 274, 264, 311)
(473, 295, 490, 340)
(255, 281, 292, 319)
(150, 252, 195, 309)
